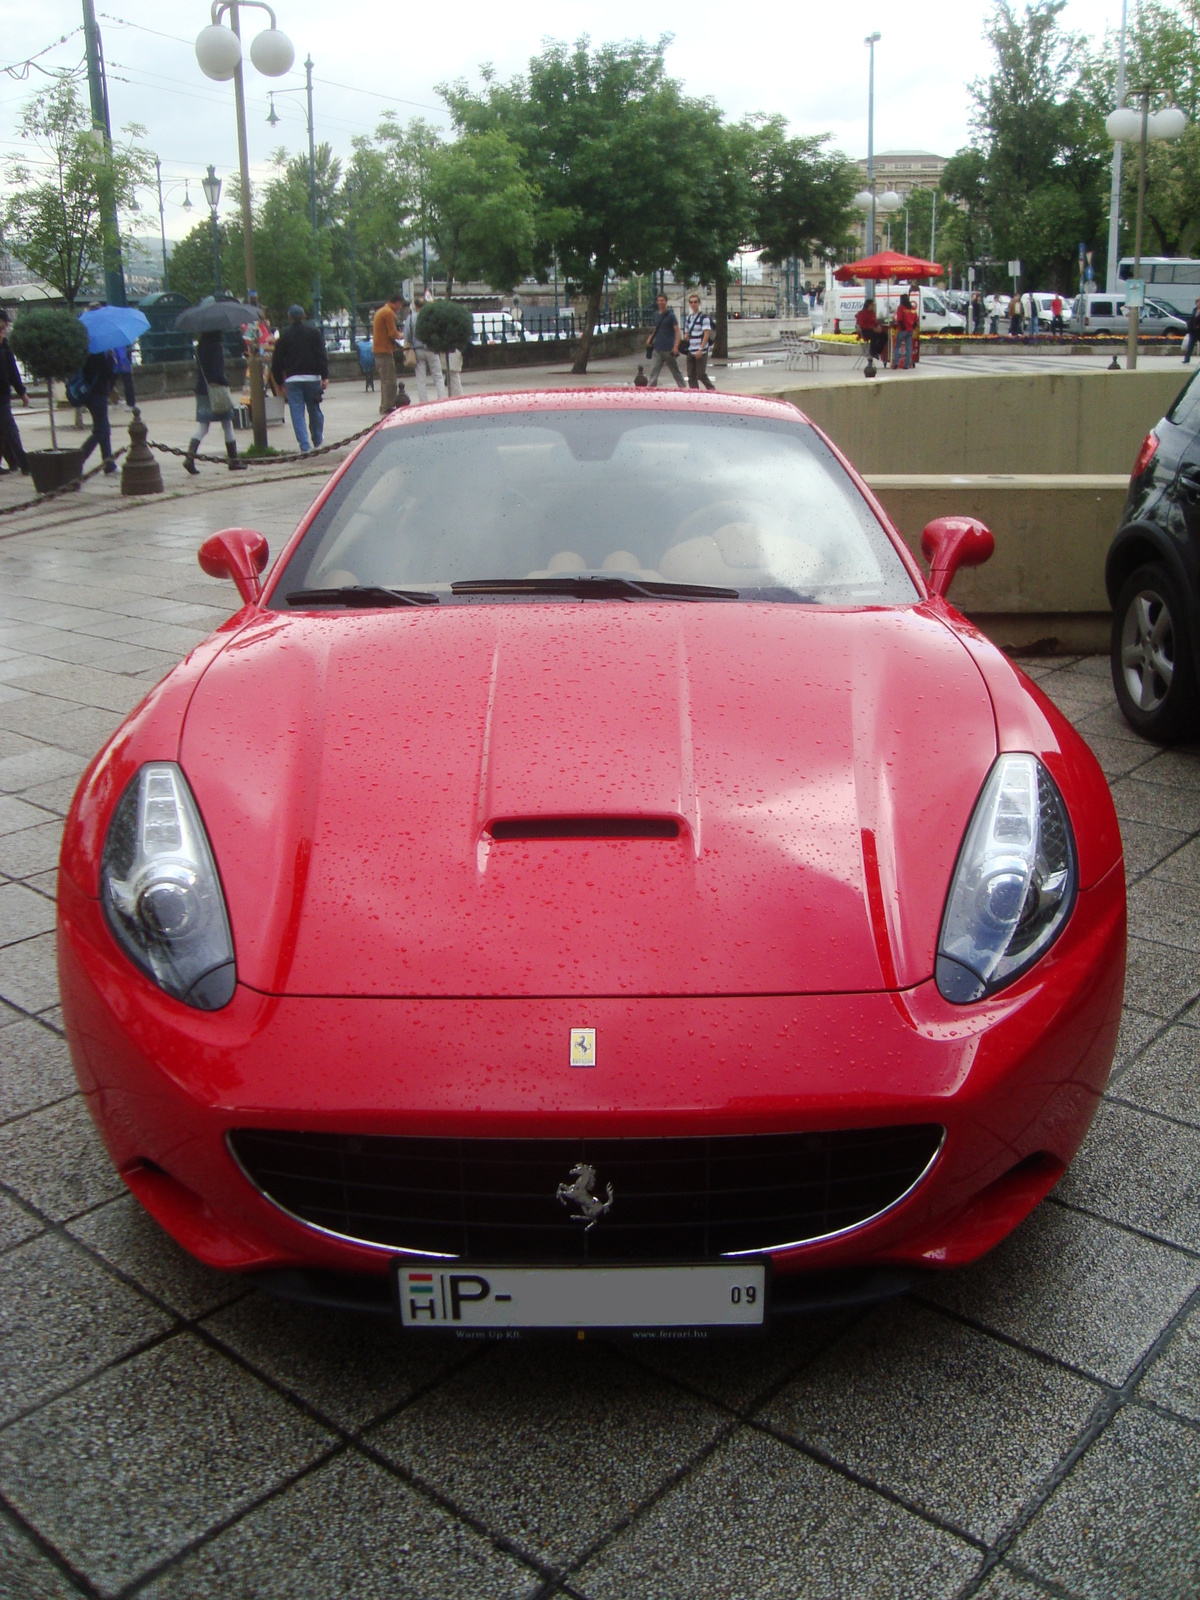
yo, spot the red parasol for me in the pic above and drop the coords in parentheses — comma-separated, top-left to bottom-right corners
(834, 251, 944, 283)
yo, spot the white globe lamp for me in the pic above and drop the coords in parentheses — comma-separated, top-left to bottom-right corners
(195, 24, 242, 82)
(853, 190, 874, 211)
(1149, 106, 1187, 140)
(1105, 107, 1141, 141)
(878, 190, 903, 211)
(250, 27, 294, 77)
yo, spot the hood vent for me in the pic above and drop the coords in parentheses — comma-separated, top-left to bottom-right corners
(490, 816, 680, 842)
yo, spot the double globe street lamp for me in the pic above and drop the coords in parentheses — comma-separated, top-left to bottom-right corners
(1105, 93, 1187, 370)
(194, 3, 296, 447)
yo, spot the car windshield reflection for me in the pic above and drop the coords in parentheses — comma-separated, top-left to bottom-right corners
(272, 410, 918, 607)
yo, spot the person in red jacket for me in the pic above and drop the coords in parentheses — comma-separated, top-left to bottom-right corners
(854, 299, 888, 360)
(892, 294, 919, 368)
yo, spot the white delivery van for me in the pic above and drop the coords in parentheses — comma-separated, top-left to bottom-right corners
(825, 281, 965, 334)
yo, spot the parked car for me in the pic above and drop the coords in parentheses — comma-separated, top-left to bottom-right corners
(1106, 370, 1200, 740)
(1071, 292, 1186, 336)
(58, 391, 1124, 1334)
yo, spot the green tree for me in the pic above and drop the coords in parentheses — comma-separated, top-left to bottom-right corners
(424, 130, 536, 297)
(2, 73, 151, 308)
(8, 308, 89, 448)
(340, 136, 413, 318)
(948, 1, 1109, 290)
(442, 37, 722, 372)
(166, 219, 234, 304)
(745, 116, 857, 311)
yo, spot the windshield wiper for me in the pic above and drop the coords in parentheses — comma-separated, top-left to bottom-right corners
(286, 586, 440, 608)
(450, 576, 739, 601)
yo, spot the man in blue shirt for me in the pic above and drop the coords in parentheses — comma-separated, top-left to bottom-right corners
(645, 294, 685, 388)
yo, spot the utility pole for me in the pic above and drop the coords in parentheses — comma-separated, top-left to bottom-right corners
(82, 0, 127, 306)
(864, 32, 881, 306)
(305, 55, 320, 326)
(1106, 0, 1129, 292)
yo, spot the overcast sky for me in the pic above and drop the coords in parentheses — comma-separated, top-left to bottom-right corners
(3, 0, 1126, 243)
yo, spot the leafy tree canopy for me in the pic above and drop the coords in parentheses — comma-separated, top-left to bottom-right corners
(441, 37, 728, 370)
(424, 130, 536, 297)
(2, 73, 151, 308)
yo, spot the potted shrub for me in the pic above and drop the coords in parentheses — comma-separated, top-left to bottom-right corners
(9, 309, 90, 494)
(415, 299, 474, 384)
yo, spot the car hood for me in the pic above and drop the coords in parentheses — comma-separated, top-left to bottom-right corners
(180, 604, 996, 997)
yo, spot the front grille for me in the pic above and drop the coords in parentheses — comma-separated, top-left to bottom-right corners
(229, 1126, 944, 1260)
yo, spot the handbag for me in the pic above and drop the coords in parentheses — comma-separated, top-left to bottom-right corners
(206, 380, 233, 417)
(402, 347, 417, 373)
(65, 371, 91, 406)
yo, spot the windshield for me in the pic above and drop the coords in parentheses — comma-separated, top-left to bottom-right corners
(271, 410, 917, 606)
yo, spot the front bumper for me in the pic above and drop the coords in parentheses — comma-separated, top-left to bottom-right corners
(58, 859, 1125, 1284)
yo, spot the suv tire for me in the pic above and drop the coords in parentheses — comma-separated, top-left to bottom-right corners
(1110, 562, 1199, 742)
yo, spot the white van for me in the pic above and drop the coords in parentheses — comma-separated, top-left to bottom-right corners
(1071, 293, 1186, 335)
(825, 282, 965, 335)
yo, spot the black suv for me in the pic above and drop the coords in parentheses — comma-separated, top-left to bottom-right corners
(1107, 372, 1200, 740)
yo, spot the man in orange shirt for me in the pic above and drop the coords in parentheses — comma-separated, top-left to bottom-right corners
(372, 290, 408, 413)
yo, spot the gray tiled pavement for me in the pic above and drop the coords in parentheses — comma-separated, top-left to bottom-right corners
(1, 473, 1199, 1599)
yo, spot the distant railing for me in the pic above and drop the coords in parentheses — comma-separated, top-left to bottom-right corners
(323, 305, 658, 351)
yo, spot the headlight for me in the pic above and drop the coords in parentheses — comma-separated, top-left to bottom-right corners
(936, 754, 1077, 1004)
(100, 763, 236, 1009)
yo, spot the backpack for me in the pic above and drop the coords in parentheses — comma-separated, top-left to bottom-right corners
(66, 371, 96, 406)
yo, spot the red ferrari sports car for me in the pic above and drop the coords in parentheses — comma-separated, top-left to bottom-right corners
(58, 391, 1125, 1335)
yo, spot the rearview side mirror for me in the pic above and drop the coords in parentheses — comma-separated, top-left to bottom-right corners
(920, 517, 994, 599)
(198, 528, 270, 606)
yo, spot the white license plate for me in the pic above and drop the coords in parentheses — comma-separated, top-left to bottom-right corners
(395, 1263, 766, 1330)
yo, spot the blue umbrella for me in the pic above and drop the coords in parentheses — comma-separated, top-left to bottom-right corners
(79, 306, 151, 353)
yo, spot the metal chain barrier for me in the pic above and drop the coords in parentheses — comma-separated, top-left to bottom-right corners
(0, 449, 127, 520)
(147, 419, 379, 466)
(0, 417, 378, 521)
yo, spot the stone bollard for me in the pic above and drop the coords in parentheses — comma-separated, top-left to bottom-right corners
(120, 407, 164, 497)
(634, 364, 649, 387)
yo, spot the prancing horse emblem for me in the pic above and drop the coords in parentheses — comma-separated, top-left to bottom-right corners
(556, 1162, 614, 1231)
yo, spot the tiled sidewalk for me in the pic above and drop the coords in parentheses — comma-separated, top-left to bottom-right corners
(1, 481, 1198, 1599)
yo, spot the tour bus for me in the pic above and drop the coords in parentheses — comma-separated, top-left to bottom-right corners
(1117, 258, 1200, 317)
(824, 281, 966, 335)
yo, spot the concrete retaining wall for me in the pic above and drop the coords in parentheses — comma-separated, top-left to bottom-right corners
(784, 368, 1186, 475)
(865, 474, 1128, 652)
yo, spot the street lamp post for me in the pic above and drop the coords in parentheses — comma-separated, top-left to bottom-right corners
(202, 165, 223, 293)
(155, 158, 169, 291)
(1106, 0, 1129, 294)
(863, 32, 881, 302)
(1105, 93, 1187, 370)
(195, 1, 295, 450)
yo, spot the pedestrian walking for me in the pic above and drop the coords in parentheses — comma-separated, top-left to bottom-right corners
(1050, 294, 1065, 336)
(970, 291, 985, 333)
(645, 294, 685, 387)
(271, 305, 328, 453)
(891, 294, 918, 369)
(1023, 290, 1039, 335)
(372, 290, 408, 413)
(0, 310, 30, 476)
(404, 291, 446, 403)
(684, 293, 715, 390)
(1183, 299, 1200, 363)
(75, 351, 118, 476)
(110, 344, 136, 408)
(1008, 295, 1024, 337)
(182, 329, 244, 474)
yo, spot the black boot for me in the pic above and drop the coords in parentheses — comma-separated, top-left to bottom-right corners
(183, 440, 199, 476)
(226, 440, 247, 472)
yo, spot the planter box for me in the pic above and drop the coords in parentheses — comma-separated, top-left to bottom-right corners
(27, 448, 86, 495)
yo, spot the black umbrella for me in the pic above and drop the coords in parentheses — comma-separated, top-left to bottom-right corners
(173, 298, 259, 333)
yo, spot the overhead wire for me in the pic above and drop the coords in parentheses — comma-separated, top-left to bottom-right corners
(2, 29, 84, 81)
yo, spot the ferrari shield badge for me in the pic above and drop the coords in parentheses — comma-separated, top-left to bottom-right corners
(569, 1027, 596, 1067)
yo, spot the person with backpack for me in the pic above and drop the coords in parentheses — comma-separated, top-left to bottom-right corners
(183, 329, 244, 474)
(683, 293, 716, 390)
(645, 293, 685, 388)
(74, 349, 118, 476)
